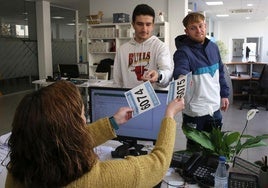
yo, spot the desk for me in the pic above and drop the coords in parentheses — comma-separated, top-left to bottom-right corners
(0, 132, 11, 188)
(32, 79, 116, 122)
(96, 140, 199, 188)
(225, 62, 267, 101)
(230, 75, 251, 80)
(0, 133, 199, 188)
(32, 78, 115, 90)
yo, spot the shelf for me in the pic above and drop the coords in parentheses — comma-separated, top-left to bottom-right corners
(118, 37, 131, 40)
(88, 38, 116, 40)
(86, 22, 169, 78)
(88, 23, 117, 27)
(90, 52, 116, 54)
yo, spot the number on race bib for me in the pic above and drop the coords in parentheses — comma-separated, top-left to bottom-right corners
(134, 89, 150, 110)
(177, 78, 186, 98)
(134, 88, 144, 95)
(125, 81, 160, 117)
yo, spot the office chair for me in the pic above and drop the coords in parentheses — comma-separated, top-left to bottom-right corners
(254, 64, 268, 110)
(240, 64, 268, 110)
(224, 64, 233, 104)
(95, 58, 113, 80)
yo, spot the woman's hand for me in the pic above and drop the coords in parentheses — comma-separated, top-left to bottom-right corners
(165, 98, 185, 118)
(113, 107, 133, 125)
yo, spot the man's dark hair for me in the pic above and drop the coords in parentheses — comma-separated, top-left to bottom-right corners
(132, 4, 155, 23)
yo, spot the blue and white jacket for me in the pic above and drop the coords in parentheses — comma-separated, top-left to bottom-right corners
(173, 35, 229, 117)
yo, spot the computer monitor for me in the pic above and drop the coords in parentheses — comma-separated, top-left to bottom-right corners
(89, 86, 168, 154)
(58, 64, 80, 78)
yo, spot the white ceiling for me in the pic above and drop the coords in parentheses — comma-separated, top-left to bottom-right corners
(190, 0, 268, 21)
(48, 0, 268, 22)
(1, 0, 268, 23)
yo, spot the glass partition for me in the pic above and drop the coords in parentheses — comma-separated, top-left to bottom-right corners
(0, 0, 38, 95)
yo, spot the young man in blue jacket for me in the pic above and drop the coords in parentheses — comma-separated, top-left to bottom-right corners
(173, 12, 230, 150)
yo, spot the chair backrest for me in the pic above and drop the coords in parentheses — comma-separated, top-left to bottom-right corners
(224, 64, 233, 104)
(95, 58, 113, 80)
(94, 72, 108, 80)
(259, 64, 268, 89)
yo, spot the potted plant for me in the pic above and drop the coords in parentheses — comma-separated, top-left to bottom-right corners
(182, 109, 268, 162)
(216, 40, 228, 63)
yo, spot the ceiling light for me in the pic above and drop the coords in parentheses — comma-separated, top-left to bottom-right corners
(216, 14, 229, 17)
(52, 16, 64, 19)
(230, 9, 253, 14)
(247, 4, 253, 7)
(206, 1, 223, 6)
(245, 17, 250, 19)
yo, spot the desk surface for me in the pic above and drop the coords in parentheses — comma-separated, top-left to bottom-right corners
(32, 79, 116, 88)
(96, 140, 199, 188)
(225, 62, 268, 65)
(230, 75, 252, 80)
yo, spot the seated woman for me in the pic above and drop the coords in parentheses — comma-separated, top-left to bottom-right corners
(5, 80, 184, 188)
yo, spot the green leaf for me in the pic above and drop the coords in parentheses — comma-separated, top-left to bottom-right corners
(241, 138, 268, 149)
(182, 126, 214, 151)
(236, 134, 268, 155)
(224, 132, 240, 146)
(242, 140, 267, 149)
(182, 125, 268, 162)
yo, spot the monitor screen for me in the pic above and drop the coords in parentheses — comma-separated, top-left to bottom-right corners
(89, 86, 168, 145)
(58, 64, 80, 78)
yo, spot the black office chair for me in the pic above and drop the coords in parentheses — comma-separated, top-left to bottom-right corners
(254, 64, 268, 110)
(224, 64, 233, 104)
(240, 64, 268, 110)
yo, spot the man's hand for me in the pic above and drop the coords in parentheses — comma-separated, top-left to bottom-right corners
(141, 70, 158, 83)
(221, 98, 229, 112)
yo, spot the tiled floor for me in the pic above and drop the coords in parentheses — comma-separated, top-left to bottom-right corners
(0, 89, 267, 164)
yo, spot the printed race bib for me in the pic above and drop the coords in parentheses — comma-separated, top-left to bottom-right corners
(125, 81, 160, 117)
(167, 72, 192, 104)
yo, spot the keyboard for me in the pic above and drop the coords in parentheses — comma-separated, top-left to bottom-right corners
(70, 79, 87, 85)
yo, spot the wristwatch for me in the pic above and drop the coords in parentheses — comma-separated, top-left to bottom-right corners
(157, 71, 162, 83)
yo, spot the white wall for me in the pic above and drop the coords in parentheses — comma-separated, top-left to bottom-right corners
(51, 23, 76, 40)
(214, 20, 268, 63)
(89, 0, 168, 23)
(89, 0, 187, 56)
(89, 0, 268, 63)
